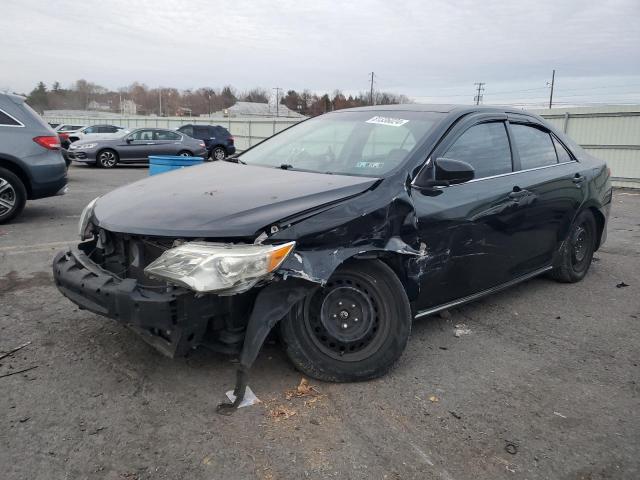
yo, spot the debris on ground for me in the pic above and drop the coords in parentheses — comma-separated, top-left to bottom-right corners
(0, 341, 31, 361)
(453, 324, 472, 337)
(616, 282, 629, 288)
(553, 411, 567, 419)
(88, 426, 106, 435)
(285, 377, 322, 400)
(225, 386, 261, 408)
(268, 405, 297, 421)
(449, 411, 461, 419)
(19, 416, 30, 423)
(505, 442, 518, 455)
(439, 309, 452, 319)
(0, 366, 38, 379)
(428, 395, 439, 403)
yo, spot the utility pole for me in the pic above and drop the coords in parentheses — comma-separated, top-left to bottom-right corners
(369, 72, 375, 106)
(158, 89, 162, 116)
(273, 87, 282, 117)
(548, 69, 556, 109)
(474, 82, 485, 105)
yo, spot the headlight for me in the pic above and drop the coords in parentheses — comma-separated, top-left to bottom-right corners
(78, 197, 99, 240)
(144, 241, 295, 293)
(70, 143, 97, 150)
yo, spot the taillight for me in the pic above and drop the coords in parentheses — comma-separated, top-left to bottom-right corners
(58, 133, 69, 140)
(33, 136, 61, 150)
(228, 136, 234, 144)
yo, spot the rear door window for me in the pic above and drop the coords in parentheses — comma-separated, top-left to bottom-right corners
(443, 122, 513, 178)
(194, 126, 210, 138)
(510, 124, 558, 170)
(154, 130, 181, 141)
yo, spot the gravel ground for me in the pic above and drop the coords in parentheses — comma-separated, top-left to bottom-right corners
(1, 164, 639, 480)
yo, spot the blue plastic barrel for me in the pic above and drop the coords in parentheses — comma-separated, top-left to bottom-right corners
(148, 155, 204, 176)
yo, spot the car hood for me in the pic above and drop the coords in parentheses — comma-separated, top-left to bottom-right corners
(93, 161, 378, 238)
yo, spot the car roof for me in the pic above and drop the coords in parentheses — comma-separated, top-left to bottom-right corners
(338, 103, 535, 116)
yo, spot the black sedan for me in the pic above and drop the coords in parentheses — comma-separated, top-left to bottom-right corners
(53, 105, 611, 410)
(67, 128, 207, 168)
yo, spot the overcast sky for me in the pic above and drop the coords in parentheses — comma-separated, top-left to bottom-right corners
(1, 0, 639, 106)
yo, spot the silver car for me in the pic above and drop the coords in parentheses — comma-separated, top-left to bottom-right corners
(68, 128, 207, 168)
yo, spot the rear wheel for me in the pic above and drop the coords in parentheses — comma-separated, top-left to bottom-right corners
(0, 167, 27, 224)
(177, 150, 193, 157)
(280, 260, 412, 382)
(211, 146, 226, 161)
(551, 210, 597, 283)
(96, 149, 118, 168)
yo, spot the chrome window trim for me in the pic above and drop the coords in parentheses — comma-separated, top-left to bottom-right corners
(0, 108, 25, 128)
(464, 160, 576, 184)
(412, 160, 576, 188)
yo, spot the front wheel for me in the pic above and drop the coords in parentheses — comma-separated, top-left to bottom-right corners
(0, 167, 27, 224)
(96, 149, 118, 168)
(280, 260, 412, 382)
(550, 210, 597, 283)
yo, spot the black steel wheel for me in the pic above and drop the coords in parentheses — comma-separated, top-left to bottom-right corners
(551, 210, 597, 283)
(280, 260, 411, 382)
(0, 167, 27, 224)
(211, 146, 226, 161)
(96, 149, 118, 168)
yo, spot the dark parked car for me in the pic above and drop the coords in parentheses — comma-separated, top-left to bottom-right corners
(177, 124, 235, 160)
(53, 105, 611, 410)
(0, 93, 67, 223)
(67, 128, 207, 168)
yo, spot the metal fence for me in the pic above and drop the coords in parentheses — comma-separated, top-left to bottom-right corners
(46, 106, 640, 188)
(43, 115, 301, 151)
(532, 106, 640, 188)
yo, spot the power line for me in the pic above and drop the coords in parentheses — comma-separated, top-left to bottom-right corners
(474, 82, 485, 105)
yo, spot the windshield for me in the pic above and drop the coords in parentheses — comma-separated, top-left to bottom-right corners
(240, 110, 444, 177)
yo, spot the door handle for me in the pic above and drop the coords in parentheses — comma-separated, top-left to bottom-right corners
(509, 188, 530, 199)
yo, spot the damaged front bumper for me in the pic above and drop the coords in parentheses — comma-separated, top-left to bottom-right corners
(53, 244, 226, 357)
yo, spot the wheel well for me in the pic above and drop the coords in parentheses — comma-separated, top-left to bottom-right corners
(96, 148, 118, 160)
(178, 150, 193, 155)
(350, 252, 419, 302)
(0, 157, 31, 197)
(589, 206, 605, 251)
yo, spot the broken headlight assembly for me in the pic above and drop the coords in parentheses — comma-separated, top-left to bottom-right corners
(78, 197, 99, 240)
(144, 241, 295, 293)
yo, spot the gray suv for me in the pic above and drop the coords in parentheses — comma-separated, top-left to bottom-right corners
(0, 93, 67, 223)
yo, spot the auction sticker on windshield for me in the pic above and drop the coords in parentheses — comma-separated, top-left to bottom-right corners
(366, 116, 410, 127)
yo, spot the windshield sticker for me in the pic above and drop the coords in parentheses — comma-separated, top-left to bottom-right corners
(366, 116, 409, 127)
(356, 161, 385, 169)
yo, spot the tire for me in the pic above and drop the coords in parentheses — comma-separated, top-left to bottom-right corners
(280, 260, 412, 382)
(96, 149, 119, 168)
(211, 146, 226, 161)
(177, 150, 193, 157)
(0, 167, 27, 224)
(550, 210, 597, 283)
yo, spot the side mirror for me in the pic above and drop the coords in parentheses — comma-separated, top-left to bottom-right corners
(125, 137, 133, 143)
(434, 157, 475, 184)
